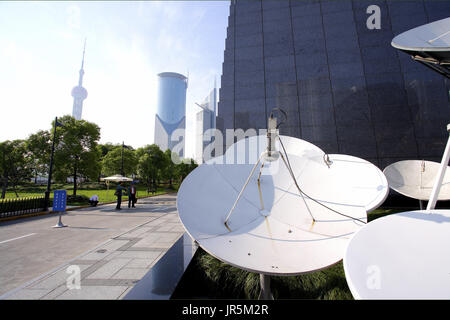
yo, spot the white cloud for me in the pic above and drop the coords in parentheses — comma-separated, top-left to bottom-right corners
(66, 5, 81, 30)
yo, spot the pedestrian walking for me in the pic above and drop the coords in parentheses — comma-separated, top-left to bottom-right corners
(115, 182, 127, 210)
(128, 182, 137, 208)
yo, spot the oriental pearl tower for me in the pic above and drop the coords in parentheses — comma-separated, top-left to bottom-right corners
(71, 40, 88, 120)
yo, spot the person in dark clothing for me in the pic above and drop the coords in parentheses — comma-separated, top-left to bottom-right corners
(89, 195, 99, 207)
(128, 182, 137, 208)
(115, 182, 127, 210)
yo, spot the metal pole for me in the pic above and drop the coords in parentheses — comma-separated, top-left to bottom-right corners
(44, 117, 58, 211)
(53, 211, 67, 228)
(419, 200, 423, 210)
(427, 124, 450, 211)
(121, 141, 124, 176)
(258, 274, 274, 300)
(224, 154, 262, 231)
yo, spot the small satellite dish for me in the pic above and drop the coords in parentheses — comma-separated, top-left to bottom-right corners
(344, 210, 450, 299)
(391, 17, 450, 77)
(384, 160, 450, 201)
(177, 135, 387, 277)
(298, 154, 388, 212)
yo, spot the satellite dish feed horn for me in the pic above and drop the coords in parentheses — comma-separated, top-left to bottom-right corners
(263, 114, 280, 162)
(223, 114, 317, 231)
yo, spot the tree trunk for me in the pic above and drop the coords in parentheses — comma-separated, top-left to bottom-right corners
(73, 161, 77, 196)
(1, 176, 8, 199)
(12, 181, 19, 197)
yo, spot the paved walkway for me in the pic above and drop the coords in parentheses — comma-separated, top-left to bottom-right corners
(0, 193, 188, 299)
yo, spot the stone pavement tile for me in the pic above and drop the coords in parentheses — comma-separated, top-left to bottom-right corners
(30, 264, 91, 290)
(81, 278, 132, 286)
(80, 260, 109, 279)
(146, 242, 174, 249)
(166, 214, 181, 220)
(86, 258, 131, 279)
(6, 288, 49, 300)
(40, 284, 68, 300)
(103, 251, 123, 261)
(129, 239, 152, 248)
(119, 250, 162, 260)
(170, 225, 186, 232)
(81, 249, 116, 261)
(162, 222, 182, 229)
(124, 227, 154, 237)
(157, 232, 183, 241)
(154, 225, 180, 232)
(131, 234, 164, 247)
(145, 219, 167, 227)
(99, 239, 130, 252)
(126, 258, 155, 268)
(57, 286, 129, 300)
(80, 239, 129, 260)
(111, 268, 148, 280)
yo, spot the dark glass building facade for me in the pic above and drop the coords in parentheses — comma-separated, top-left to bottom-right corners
(217, 0, 450, 168)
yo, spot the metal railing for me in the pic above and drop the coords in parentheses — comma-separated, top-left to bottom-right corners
(0, 196, 46, 219)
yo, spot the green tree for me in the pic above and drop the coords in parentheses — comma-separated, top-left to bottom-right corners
(97, 143, 117, 159)
(162, 149, 177, 189)
(52, 116, 101, 195)
(101, 145, 137, 177)
(0, 140, 33, 198)
(26, 130, 52, 183)
(175, 158, 198, 183)
(136, 144, 165, 190)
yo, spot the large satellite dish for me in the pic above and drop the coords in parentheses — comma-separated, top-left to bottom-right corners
(344, 210, 450, 299)
(391, 17, 450, 77)
(384, 160, 450, 201)
(177, 122, 388, 297)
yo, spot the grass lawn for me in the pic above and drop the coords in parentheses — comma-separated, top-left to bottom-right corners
(1, 182, 178, 205)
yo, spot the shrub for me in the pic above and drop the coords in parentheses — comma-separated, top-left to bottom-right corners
(66, 194, 90, 205)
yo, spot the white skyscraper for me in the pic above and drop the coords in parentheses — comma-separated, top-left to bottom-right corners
(71, 41, 88, 120)
(195, 83, 217, 164)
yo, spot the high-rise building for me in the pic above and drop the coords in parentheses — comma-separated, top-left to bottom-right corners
(196, 84, 218, 164)
(71, 41, 88, 120)
(217, 0, 450, 168)
(154, 72, 188, 157)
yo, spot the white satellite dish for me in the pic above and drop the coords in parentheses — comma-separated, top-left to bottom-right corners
(391, 17, 450, 77)
(383, 160, 450, 201)
(391, 17, 450, 52)
(344, 209, 450, 299)
(212, 137, 387, 212)
(299, 154, 388, 212)
(177, 122, 388, 297)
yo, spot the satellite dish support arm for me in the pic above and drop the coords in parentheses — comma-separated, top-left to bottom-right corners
(427, 124, 450, 210)
(224, 154, 263, 231)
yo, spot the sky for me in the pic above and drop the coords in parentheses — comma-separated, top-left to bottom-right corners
(0, 1, 230, 159)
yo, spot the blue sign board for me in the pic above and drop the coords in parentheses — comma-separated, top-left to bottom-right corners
(53, 190, 67, 212)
